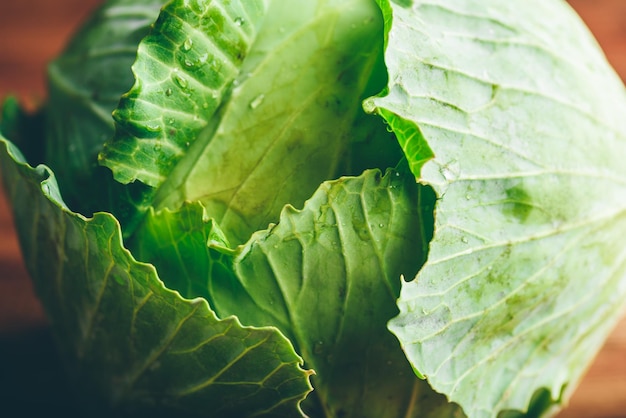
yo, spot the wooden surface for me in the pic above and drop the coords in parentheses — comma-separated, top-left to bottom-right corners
(0, 0, 625, 416)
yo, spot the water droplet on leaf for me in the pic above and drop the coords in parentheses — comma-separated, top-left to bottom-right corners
(249, 94, 265, 109)
(440, 160, 460, 181)
(234, 17, 245, 26)
(174, 74, 188, 89)
(183, 38, 193, 51)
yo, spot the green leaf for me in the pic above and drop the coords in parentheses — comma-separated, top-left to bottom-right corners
(98, 0, 392, 245)
(228, 169, 464, 417)
(366, 1, 626, 417)
(45, 0, 163, 215)
(128, 202, 237, 305)
(99, 0, 270, 187)
(1, 97, 46, 164)
(0, 134, 312, 417)
(135, 168, 464, 417)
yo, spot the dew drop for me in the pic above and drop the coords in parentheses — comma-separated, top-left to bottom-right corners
(202, 102, 209, 109)
(182, 38, 193, 51)
(378, 223, 384, 228)
(461, 237, 469, 244)
(441, 167, 454, 181)
(184, 59, 194, 68)
(249, 94, 265, 109)
(356, 228, 370, 241)
(234, 17, 245, 26)
(207, 239, 223, 248)
(174, 74, 188, 89)
(362, 97, 377, 114)
(465, 194, 472, 200)
(439, 159, 460, 181)
(165, 88, 173, 96)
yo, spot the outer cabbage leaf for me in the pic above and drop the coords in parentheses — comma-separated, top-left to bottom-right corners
(0, 134, 312, 417)
(45, 0, 163, 216)
(365, 0, 626, 417)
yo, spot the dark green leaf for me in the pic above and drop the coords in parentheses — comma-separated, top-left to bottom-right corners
(0, 134, 312, 417)
(45, 0, 163, 215)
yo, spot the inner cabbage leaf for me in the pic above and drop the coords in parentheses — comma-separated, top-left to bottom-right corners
(100, 0, 396, 245)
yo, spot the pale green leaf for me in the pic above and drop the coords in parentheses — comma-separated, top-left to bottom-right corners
(365, 1, 626, 417)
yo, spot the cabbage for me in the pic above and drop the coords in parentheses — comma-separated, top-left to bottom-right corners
(2, 0, 626, 416)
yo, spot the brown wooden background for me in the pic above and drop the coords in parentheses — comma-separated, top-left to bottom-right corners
(0, 0, 625, 416)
